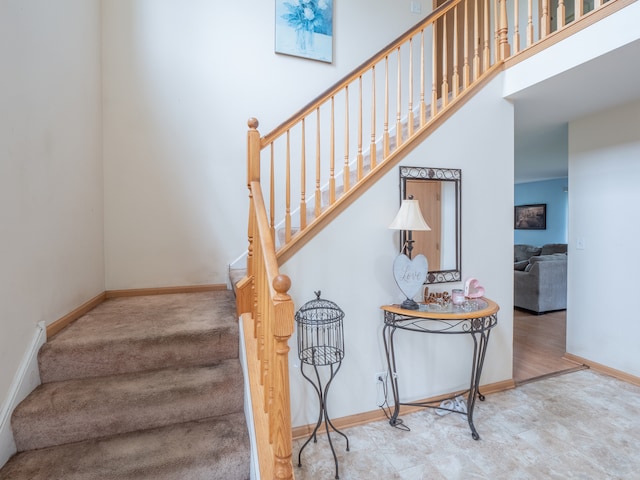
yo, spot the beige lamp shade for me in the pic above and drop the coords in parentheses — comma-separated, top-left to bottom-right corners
(388, 199, 431, 231)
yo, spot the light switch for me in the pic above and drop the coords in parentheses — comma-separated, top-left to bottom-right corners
(410, 1, 422, 14)
(576, 238, 585, 250)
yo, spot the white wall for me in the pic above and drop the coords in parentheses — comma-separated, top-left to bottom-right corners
(101, 0, 431, 289)
(0, 0, 103, 463)
(567, 99, 640, 377)
(282, 74, 514, 426)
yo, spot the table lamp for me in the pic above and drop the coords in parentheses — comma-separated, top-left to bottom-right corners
(389, 196, 431, 309)
(389, 196, 431, 258)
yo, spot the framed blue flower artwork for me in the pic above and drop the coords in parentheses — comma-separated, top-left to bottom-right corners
(275, 0, 333, 63)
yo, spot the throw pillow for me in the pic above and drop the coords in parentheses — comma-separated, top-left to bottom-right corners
(514, 244, 542, 262)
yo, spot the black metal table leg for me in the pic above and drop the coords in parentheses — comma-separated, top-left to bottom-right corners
(297, 361, 349, 479)
(383, 321, 402, 426)
(466, 328, 492, 440)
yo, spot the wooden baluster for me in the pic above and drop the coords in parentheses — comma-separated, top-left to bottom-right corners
(463, 0, 470, 89)
(271, 275, 294, 480)
(420, 29, 428, 125)
(256, 252, 264, 371)
(527, 0, 534, 46)
(330, 96, 336, 204)
(343, 86, 350, 193)
(431, 22, 438, 116)
(441, 17, 449, 106)
(396, 46, 403, 148)
(541, 0, 550, 38)
(557, 0, 566, 28)
(483, 0, 490, 71)
(285, 130, 291, 243)
(494, 0, 500, 60)
(300, 119, 306, 231)
(315, 108, 321, 218)
(262, 274, 271, 413)
(575, 0, 584, 21)
(473, 0, 480, 81)
(513, 0, 520, 54)
(370, 66, 377, 170)
(499, 0, 511, 60)
(357, 75, 363, 180)
(253, 244, 260, 348)
(384, 56, 390, 157)
(452, 5, 459, 99)
(408, 37, 415, 137)
(270, 143, 275, 240)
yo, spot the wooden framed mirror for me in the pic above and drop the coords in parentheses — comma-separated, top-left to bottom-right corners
(399, 166, 461, 284)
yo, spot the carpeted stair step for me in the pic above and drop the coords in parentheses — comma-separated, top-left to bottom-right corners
(39, 291, 239, 383)
(12, 359, 243, 451)
(0, 412, 250, 480)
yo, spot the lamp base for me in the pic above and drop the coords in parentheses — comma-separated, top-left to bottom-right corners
(401, 298, 420, 310)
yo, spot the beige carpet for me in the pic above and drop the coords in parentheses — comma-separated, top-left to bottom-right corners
(0, 291, 250, 480)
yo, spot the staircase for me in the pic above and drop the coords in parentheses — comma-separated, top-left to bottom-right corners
(0, 291, 250, 480)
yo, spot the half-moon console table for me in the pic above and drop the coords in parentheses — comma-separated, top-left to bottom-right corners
(381, 297, 499, 440)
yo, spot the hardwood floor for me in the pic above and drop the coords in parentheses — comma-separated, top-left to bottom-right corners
(513, 308, 585, 384)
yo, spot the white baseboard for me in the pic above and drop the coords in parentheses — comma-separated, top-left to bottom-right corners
(0, 321, 45, 468)
(238, 316, 259, 480)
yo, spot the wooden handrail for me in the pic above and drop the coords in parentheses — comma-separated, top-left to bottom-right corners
(239, 0, 625, 476)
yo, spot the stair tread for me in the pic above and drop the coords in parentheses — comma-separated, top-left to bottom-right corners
(13, 360, 243, 451)
(39, 291, 239, 382)
(0, 413, 250, 480)
(47, 291, 237, 345)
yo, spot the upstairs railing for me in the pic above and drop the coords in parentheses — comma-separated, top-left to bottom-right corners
(238, 0, 624, 477)
(249, 0, 620, 266)
(256, 0, 509, 264)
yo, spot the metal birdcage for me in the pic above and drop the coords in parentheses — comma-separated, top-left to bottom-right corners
(295, 291, 348, 479)
(295, 290, 345, 367)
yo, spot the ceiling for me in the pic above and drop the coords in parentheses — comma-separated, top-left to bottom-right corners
(509, 38, 640, 184)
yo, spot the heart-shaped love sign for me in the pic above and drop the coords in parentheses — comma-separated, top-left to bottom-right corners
(464, 278, 485, 298)
(393, 254, 428, 301)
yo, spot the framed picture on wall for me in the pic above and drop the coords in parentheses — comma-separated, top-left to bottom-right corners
(275, 0, 334, 63)
(515, 204, 547, 230)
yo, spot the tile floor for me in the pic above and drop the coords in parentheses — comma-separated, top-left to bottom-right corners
(293, 370, 640, 479)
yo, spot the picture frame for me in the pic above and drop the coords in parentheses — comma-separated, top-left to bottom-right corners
(275, 0, 334, 63)
(515, 204, 547, 230)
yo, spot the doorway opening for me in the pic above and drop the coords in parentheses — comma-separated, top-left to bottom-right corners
(513, 308, 585, 385)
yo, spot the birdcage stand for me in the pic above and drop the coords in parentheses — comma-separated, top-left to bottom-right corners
(296, 291, 349, 480)
(297, 350, 349, 479)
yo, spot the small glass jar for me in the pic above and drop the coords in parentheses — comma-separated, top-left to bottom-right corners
(452, 289, 465, 305)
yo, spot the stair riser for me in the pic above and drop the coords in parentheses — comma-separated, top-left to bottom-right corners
(12, 363, 243, 451)
(1, 414, 250, 480)
(38, 328, 239, 383)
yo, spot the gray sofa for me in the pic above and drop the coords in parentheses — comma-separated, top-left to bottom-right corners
(514, 243, 567, 313)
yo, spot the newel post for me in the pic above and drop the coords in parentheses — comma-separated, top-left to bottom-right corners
(237, 118, 262, 316)
(247, 118, 261, 184)
(498, 0, 511, 61)
(271, 274, 295, 480)
(246, 117, 261, 281)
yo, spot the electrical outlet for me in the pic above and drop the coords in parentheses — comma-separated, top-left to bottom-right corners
(375, 371, 387, 383)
